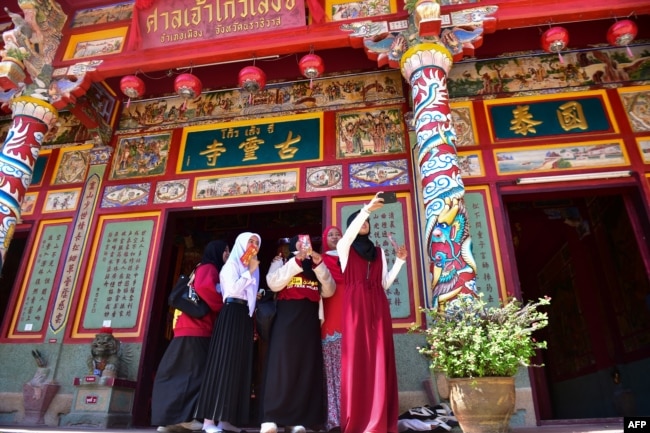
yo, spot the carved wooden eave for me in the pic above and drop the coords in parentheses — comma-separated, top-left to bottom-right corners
(55, 0, 650, 83)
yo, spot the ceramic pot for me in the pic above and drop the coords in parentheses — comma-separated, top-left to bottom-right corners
(448, 376, 515, 433)
(0, 58, 27, 90)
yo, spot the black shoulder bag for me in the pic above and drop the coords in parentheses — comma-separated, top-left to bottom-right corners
(168, 264, 211, 318)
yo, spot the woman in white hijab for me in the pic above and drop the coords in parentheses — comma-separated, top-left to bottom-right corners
(195, 232, 262, 433)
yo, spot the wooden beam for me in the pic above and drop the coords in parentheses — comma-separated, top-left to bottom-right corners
(53, 0, 650, 81)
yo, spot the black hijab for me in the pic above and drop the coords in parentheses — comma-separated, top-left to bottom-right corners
(346, 210, 377, 262)
(202, 240, 229, 270)
(289, 235, 319, 284)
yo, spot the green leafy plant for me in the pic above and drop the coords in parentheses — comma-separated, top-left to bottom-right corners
(3, 47, 29, 62)
(410, 294, 550, 378)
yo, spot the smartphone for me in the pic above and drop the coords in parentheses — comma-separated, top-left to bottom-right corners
(298, 234, 313, 255)
(240, 244, 258, 265)
(378, 191, 397, 204)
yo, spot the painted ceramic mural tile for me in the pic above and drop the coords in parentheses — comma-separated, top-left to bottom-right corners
(638, 139, 650, 163)
(43, 189, 81, 212)
(494, 141, 628, 175)
(349, 159, 409, 188)
(70, 1, 134, 28)
(20, 192, 38, 216)
(458, 153, 483, 177)
(53, 149, 91, 185)
(618, 88, 650, 133)
(154, 180, 190, 204)
(102, 183, 151, 207)
(194, 170, 298, 200)
(447, 45, 650, 98)
(118, 70, 405, 131)
(110, 132, 171, 180)
(306, 165, 343, 192)
(336, 106, 406, 158)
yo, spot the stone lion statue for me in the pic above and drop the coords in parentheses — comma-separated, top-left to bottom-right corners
(87, 327, 120, 381)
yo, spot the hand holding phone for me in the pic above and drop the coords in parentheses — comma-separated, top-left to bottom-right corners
(378, 191, 397, 204)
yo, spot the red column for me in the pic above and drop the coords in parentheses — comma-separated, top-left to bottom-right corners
(0, 96, 57, 269)
(400, 43, 478, 308)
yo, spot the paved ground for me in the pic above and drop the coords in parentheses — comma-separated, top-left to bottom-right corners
(0, 422, 626, 433)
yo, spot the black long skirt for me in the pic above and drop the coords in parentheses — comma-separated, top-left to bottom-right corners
(195, 302, 254, 426)
(151, 336, 210, 426)
(261, 298, 325, 428)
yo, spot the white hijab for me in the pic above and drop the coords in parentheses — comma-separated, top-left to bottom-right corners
(220, 231, 261, 316)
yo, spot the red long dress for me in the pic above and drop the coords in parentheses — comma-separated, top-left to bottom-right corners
(340, 246, 399, 433)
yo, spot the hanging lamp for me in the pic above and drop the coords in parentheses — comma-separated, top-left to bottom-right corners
(174, 73, 202, 109)
(238, 65, 266, 104)
(298, 53, 324, 89)
(607, 20, 638, 58)
(541, 26, 569, 64)
(119, 75, 146, 107)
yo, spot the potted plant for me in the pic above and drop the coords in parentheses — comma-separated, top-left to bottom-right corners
(411, 294, 550, 433)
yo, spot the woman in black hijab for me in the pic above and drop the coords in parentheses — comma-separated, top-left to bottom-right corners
(336, 193, 408, 433)
(152, 240, 229, 433)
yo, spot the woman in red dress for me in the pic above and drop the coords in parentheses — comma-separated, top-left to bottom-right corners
(337, 193, 408, 433)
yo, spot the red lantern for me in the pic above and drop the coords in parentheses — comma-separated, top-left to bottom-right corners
(120, 75, 145, 107)
(299, 53, 324, 88)
(174, 73, 202, 100)
(238, 66, 266, 94)
(607, 20, 637, 57)
(541, 26, 569, 63)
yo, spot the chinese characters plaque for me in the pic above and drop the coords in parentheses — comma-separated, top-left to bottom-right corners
(487, 93, 615, 141)
(82, 219, 154, 329)
(14, 223, 69, 334)
(340, 199, 411, 319)
(180, 114, 322, 172)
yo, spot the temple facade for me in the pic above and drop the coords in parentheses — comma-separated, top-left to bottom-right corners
(0, 0, 649, 428)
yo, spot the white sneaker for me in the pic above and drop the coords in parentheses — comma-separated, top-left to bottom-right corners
(261, 422, 278, 433)
(287, 426, 306, 433)
(156, 428, 169, 433)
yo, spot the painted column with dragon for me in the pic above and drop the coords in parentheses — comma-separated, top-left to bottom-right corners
(0, 0, 68, 270)
(400, 43, 477, 308)
(0, 96, 57, 268)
